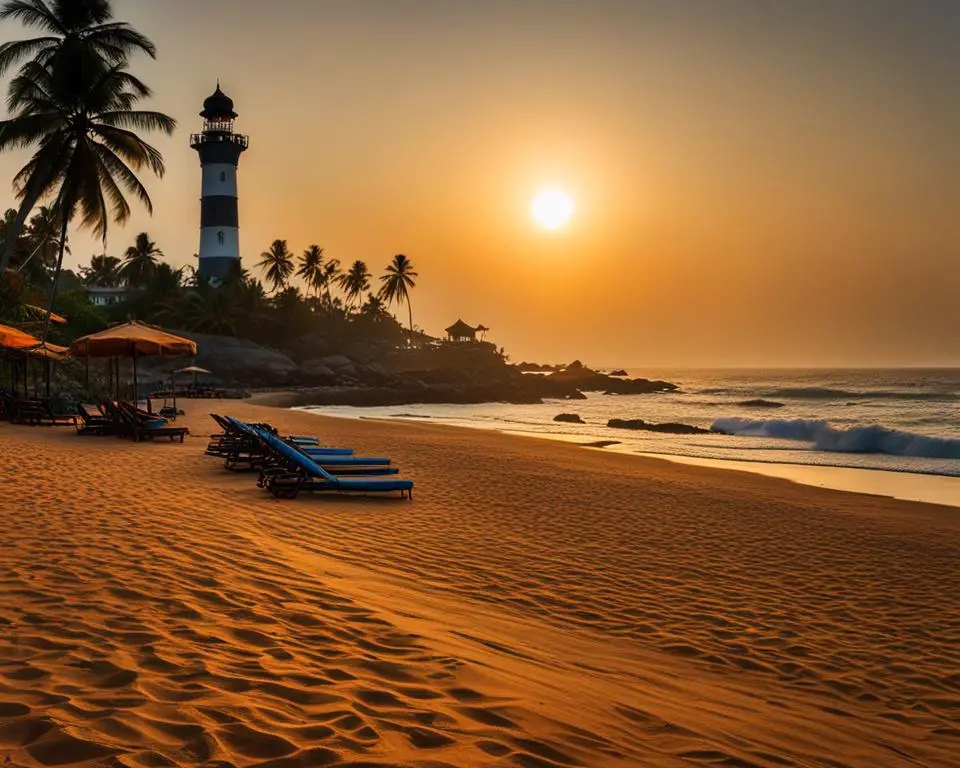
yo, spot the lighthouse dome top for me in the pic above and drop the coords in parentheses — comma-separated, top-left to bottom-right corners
(200, 84, 237, 119)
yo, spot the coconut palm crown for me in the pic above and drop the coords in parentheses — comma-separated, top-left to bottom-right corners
(378, 253, 418, 339)
(0, 0, 160, 275)
(339, 259, 370, 311)
(256, 239, 294, 293)
(296, 244, 324, 298)
(120, 231, 162, 287)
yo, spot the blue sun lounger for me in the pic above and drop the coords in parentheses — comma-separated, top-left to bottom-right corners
(255, 429, 413, 499)
(220, 417, 398, 475)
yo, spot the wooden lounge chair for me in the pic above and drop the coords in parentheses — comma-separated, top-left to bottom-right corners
(11, 398, 76, 427)
(75, 403, 116, 435)
(113, 401, 188, 442)
(253, 428, 412, 499)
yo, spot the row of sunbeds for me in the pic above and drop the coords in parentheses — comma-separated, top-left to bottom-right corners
(0, 390, 76, 426)
(76, 400, 188, 442)
(206, 414, 413, 499)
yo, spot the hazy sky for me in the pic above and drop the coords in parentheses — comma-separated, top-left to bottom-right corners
(1, 0, 958, 366)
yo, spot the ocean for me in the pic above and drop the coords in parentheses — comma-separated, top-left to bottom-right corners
(299, 368, 960, 506)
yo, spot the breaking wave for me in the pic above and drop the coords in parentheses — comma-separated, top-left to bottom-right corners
(699, 387, 958, 401)
(712, 418, 960, 460)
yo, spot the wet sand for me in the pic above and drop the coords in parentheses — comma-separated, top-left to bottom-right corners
(0, 401, 957, 767)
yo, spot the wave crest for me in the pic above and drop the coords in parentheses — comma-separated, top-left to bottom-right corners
(713, 418, 960, 459)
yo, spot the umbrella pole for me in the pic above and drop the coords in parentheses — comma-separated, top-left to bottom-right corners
(84, 356, 89, 391)
(132, 348, 138, 406)
(114, 358, 120, 401)
(45, 358, 50, 399)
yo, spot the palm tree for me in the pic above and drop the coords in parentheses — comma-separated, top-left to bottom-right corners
(19, 204, 63, 283)
(0, 0, 158, 275)
(120, 231, 161, 287)
(360, 292, 390, 323)
(320, 258, 341, 312)
(0, 55, 174, 340)
(378, 253, 418, 341)
(256, 239, 294, 293)
(338, 259, 370, 312)
(296, 244, 324, 299)
(81, 253, 121, 286)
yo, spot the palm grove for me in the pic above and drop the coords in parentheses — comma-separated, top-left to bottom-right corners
(0, 0, 420, 367)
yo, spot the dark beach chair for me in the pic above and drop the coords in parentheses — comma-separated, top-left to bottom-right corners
(75, 403, 116, 435)
(216, 417, 393, 476)
(11, 397, 76, 427)
(206, 414, 351, 458)
(254, 428, 412, 499)
(112, 401, 188, 442)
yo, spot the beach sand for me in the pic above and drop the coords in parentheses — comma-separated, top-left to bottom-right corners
(1, 401, 958, 767)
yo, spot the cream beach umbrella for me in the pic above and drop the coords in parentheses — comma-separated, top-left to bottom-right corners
(69, 321, 197, 403)
(174, 365, 211, 388)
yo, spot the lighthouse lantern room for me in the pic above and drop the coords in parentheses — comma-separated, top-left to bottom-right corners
(190, 83, 249, 283)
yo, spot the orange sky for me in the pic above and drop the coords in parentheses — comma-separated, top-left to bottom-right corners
(1, 0, 958, 366)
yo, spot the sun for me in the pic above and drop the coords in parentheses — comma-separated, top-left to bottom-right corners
(530, 188, 574, 230)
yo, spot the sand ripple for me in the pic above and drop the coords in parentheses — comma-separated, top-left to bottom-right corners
(1, 405, 958, 767)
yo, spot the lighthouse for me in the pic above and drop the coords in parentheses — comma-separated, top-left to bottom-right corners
(190, 83, 248, 283)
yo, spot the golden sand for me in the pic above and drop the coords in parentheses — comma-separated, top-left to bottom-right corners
(0, 402, 958, 767)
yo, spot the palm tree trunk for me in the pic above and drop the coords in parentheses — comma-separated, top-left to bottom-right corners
(407, 299, 414, 347)
(40, 210, 71, 344)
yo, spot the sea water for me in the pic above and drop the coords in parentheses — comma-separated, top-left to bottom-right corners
(299, 368, 960, 507)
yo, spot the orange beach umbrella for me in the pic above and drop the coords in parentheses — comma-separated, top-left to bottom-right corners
(0, 326, 68, 397)
(69, 321, 197, 402)
(69, 320, 197, 358)
(0, 323, 42, 351)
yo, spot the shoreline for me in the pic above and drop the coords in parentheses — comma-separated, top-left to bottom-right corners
(1, 401, 958, 766)
(258, 393, 960, 510)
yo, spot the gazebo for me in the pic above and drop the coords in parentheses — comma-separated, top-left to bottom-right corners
(445, 319, 478, 342)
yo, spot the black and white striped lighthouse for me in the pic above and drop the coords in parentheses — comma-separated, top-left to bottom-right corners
(190, 84, 248, 283)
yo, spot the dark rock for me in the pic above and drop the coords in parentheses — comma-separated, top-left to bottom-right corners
(515, 361, 565, 373)
(609, 369, 628, 376)
(553, 413, 585, 424)
(548, 363, 677, 394)
(581, 440, 621, 448)
(174, 331, 298, 386)
(737, 399, 785, 408)
(607, 418, 715, 435)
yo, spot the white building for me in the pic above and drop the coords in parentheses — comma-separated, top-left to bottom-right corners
(86, 286, 132, 307)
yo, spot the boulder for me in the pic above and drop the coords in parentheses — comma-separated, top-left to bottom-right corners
(607, 418, 714, 435)
(737, 399, 785, 408)
(174, 331, 298, 386)
(554, 413, 585, 424)
(609, 369, 628, 376)
(548, 363, 677, 394)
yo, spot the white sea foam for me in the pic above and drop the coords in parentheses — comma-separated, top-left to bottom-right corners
(713, 418, 960, 459)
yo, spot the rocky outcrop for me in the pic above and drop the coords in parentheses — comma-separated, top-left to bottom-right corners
(174, 331, 298, 386)
(554, 413, 585, 424)
(516, 361, 566, 372)
(607, 419, 716, 435)
(547, 361, 676, 395)
(737, 399, 785, 408)
(609, 369, 628, 376)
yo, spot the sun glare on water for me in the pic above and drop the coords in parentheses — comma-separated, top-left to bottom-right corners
(531, 188, 575, 230)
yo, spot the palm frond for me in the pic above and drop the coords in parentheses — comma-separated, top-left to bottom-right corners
(96, 110, 176, 134)
(0, 36, 58, 76)
(84, 23, 157, 60)
(0, 113, 64, 150)
(0, 1, 63, 34)
(92, 124, 165, 176)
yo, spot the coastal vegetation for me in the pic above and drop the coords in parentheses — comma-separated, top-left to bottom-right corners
(0, 0, 668, 407)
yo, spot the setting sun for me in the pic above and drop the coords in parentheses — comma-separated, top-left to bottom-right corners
(531, 188, 574, 230)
